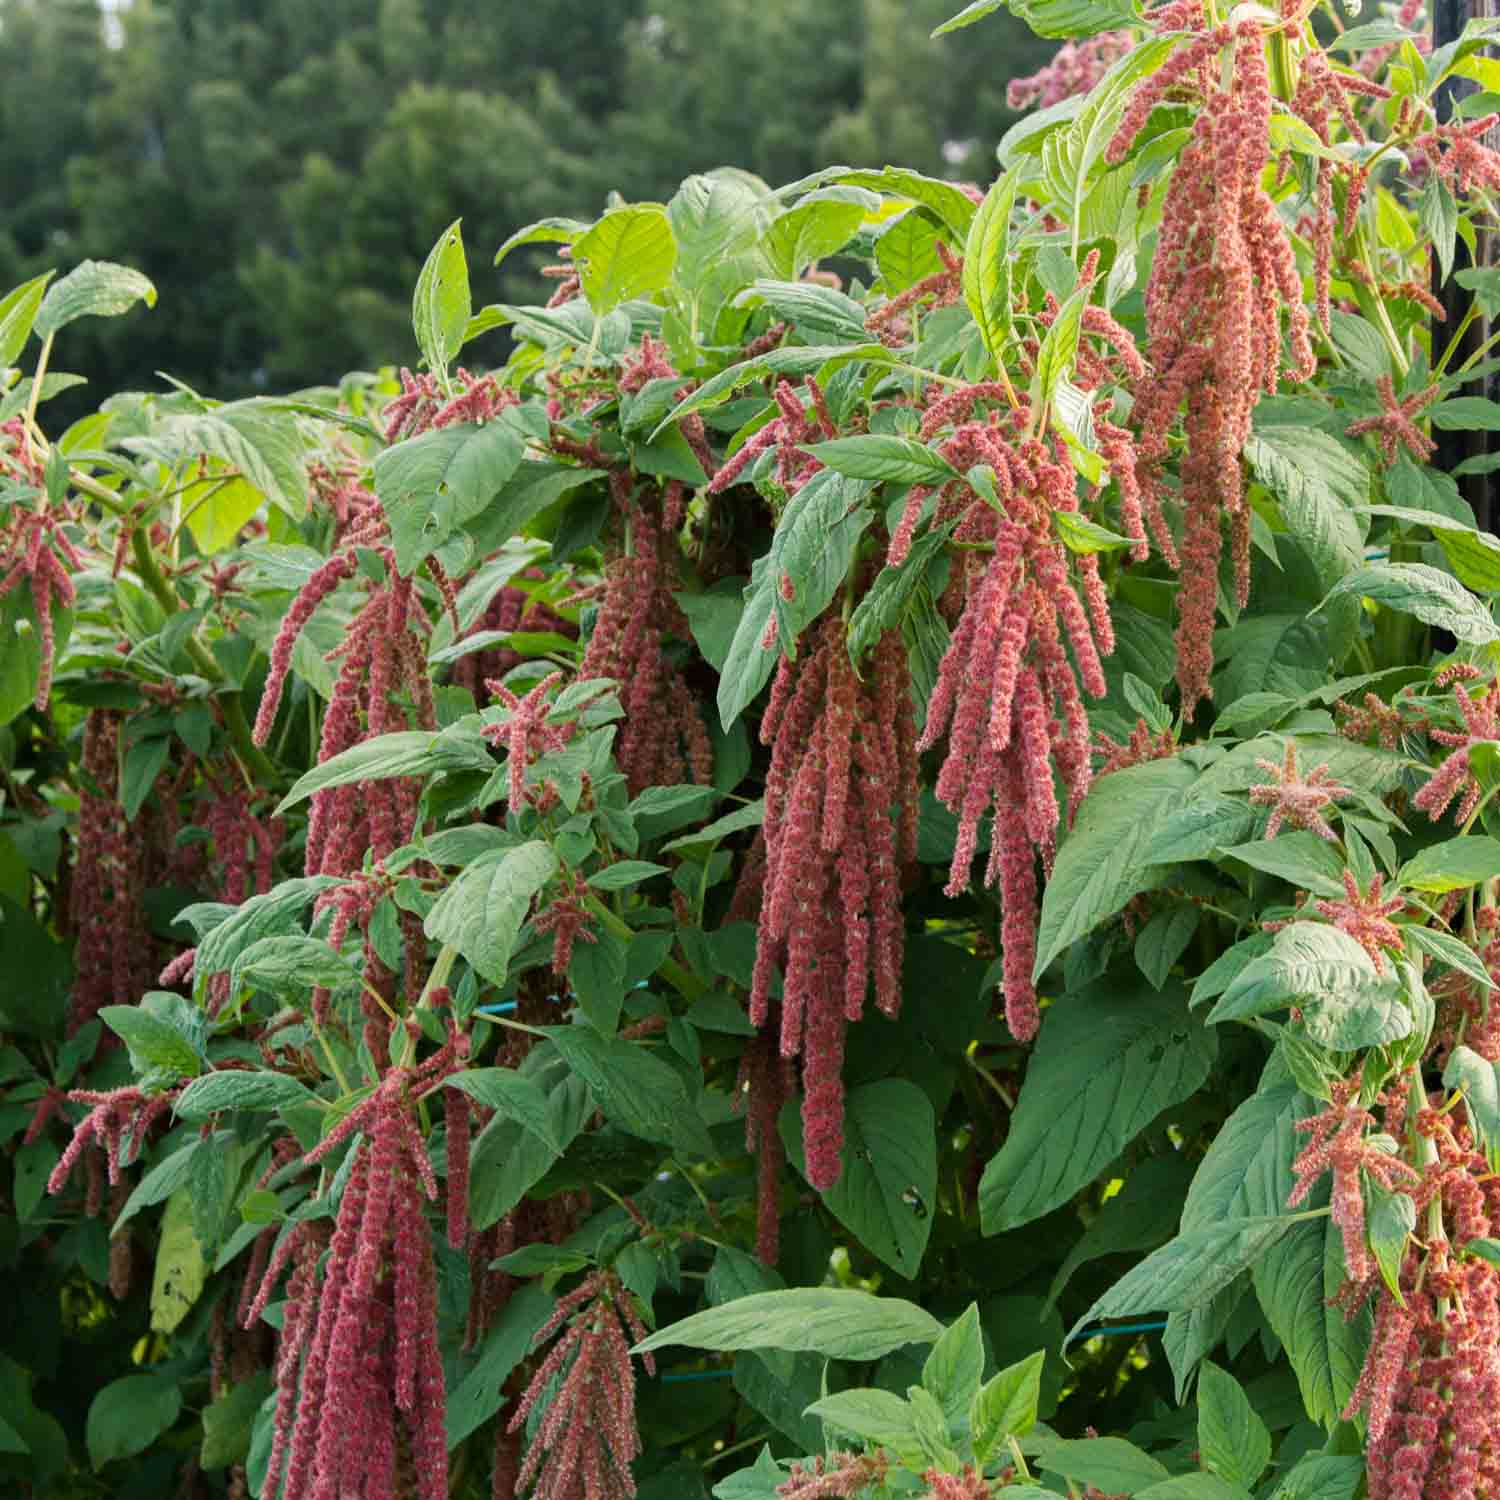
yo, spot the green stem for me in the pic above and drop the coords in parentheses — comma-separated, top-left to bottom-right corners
(129, 528, 278, 783)
(1435, 301, 1481, 379)
(24, 333, 54, 486)
(585, 895, 704, 1001)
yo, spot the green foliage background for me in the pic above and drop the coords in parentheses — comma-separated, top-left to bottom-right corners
(0, 0, 1050, 395)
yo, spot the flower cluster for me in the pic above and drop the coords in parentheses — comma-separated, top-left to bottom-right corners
(68, 710, 160, 1030)
(908, 397, 1113, 1041)
(0, 504, 82, 712)
(247, 1041, 465, 1500)
(747, 620, 917, 1188)
(1247, 741, 1350, 840)
(46, 1085, 178, 1198)
(736, 1029, 794, 1266)
(1109, 18, 1317, 711)
(776, 1451, 889, 1500)
(508, 1269, 653, 1500)
(573, 471, 712, 794)
(1006, 30, 1135, 110)
(1346, 376, 1441, 467)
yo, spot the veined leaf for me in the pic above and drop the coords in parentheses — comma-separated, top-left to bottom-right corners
(412, 218, 469, 378)
(961, 166, 1021, 362)
(0, 271, 54, 366)
(573, 206, 678, 316)
(35, 260, 156, 340)
(425, 842, 558, 986)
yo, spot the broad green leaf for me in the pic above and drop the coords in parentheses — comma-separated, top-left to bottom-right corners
(1034, 1437, 1171, 1495)
(1034, 757, 1199, 978)
(1218, 833, 1347, 899)
(374, 412, 532, 575)
(802, 1390, 924, 1468)
(672, 172, 774, 289)
(492, 217, 590, 270)
(932, 0, 1004, 34)
(970, 1349, 1045, 1462)
(1054, 508, 1134, 554)
(738, 279, 868, 344)
(229, 934, 357, 1001)
(573, 206, 678, 316)
(0, 584, 72, 728)
(1267, 1455, 1364, 1500)
(446, 1283, 556, 1447)
(200, 1373, 273, 1470)
(469, 1065, 591, 1231)
(633, 1288, 943, 1360)
(462, 460, 606, 556)
(542, 1023, 712, 1157)
(847, 524, 955, 664)
(1197, 1361, 1270, 1488)
(1033, 284, 1087, 407)
(1252, 1207, 1369, 1428)
(0, 271, 54, 365)
(782, 1079, 938, 1275)
(875, 208, 949, 292)
(962, 166, 1020, 360)
(1044, 1153, 1195, 1313)
(801, 435, 955, 485)
(1445, 1044, 1500, 1166)
(445, 1070, 563, 1153)
(184, 474, 262, 555)
(815, 165, 978, 240)
(412, 218, 470, 378)
(1070, 1216, 1301, 1338)
(35, 260, 156, 340)
(1134, 905, 1199, 990)
(1136, 1479, 1255, 1500)
(425, 841, 558, 986)
(86, 1373, 182, 1470)
(1319, 562, 1499, 645)
(99, 1001, 203, 1080)
(1400, 835, 1500, 893)
(188, 877, 339, 993)
(760, 190, 869, 281)
(1246, 428, 1366, 595)
(149, 1189, 208, 1337)
(922, 1304, 985, 1427)
(979, 977, 1216, 1232)
(175, 1072, 316, 1120)
(1208, 923, 1384, 1026)
(276, 727, 494, 813)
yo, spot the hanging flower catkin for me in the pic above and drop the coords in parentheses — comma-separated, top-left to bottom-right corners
(748, 621, 916, 1190)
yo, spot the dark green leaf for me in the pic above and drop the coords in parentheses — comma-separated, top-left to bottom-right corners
(86, 1374, 181, 1469)
(1197, 1361, 1271, 1488)
(425, 841, 558, 985)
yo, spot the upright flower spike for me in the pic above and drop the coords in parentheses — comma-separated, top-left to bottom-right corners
(1414, 679, 1500, 824)
(1247, 741, 1350, 840)
(1316, 871, 1406, 972)
(1345, 375, 1440, 466)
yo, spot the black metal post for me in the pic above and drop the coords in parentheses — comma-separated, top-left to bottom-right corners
(1432, 0, 1498, 531)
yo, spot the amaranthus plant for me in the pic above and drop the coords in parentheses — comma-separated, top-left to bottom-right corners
(14, 2, 1500, 1499)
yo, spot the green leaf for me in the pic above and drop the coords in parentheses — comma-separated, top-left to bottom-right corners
(1044, 1153, 1195, 1313)
(1034, 285, 1088, 408)
(99, 1000, 203, 1080)
(86, 1373, 182, 1470)
(1033, 1437, 1171, 1495)
(1252, 1210, 1368, 1429)
(781, 1079, 937, 1275)
(183, 474, 263, 556)
(588, 861, 668, 891)
(0, 583, 72, 727)
(425, 841, 558, 986)
(801, 434, 955, 485)
(229, 934, 357, 1001)
(1445, 1044, 1500, 1165)
(463, 460, 606, 556)
(35, 260, 156, 340)
(1054, 508, 1135, 554)
(1208, 923, 1384, 1026)
(760, 189, 869, 281)
(412, 218, 470, 378)
(979, 976, 1216, 1232)
(446, 1282, 555, 1446)
(0, 894, 70, 1038)
(492, 216, 590, 270)
(374, 413, 531, 575)
(1070, 1216, 1301, 1338)
(175, 1072, 316, 1120)
(573, 206, 678, 316)
(922, 1303, 985, 1428)
(847, 524, 954, 664)
(931, 0, 1005, 35)
(814, 166, 978, 240)
(276, 727, 494, 813)
(961, 165, 1021, 360)
(445, 1069, 562, 1153)
(1034, 757, 1198, 979)
(1218, 833, 1347, 900)
(739, 279, 868, 344)
(1267, 1455, 1364, 1500)
(1134, 905, 1199, 990)
(970, 1349, 1045, 1462)
(200, 1373, 273, 1470)
(0, 271, 54, 365)
(802, 1390, 924, 1467)
(468, 1065, 591, 1231)
(1418, 174, 1458, 282)
(1319, 562, 1499, 645)
(632, 1287, 943, 1360)
(1400, 835, 1500, 893)
(1136, 1480, 1255, 1500)
(1197, 1361, 1271, 1488)
(542, 1023, 712, 1158)
(1245, 429, 1366, 595)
